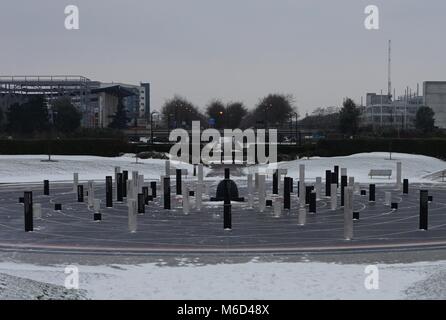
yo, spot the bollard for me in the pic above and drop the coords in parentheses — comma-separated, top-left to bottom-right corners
(247, 174, 254, 208)
(420, 190, 429, 230)
(150, 181, 157, 198)
(137, 193, 145, 214)
(142, 187, 149, 205)
(391, 203, 398, 210)
(284, 177, 291, 210)
(163, 177, 171, 210)
(403, 179, 409, 195)
(299, 165, 305, 208)
(330, 183, 337, 211)
(273, 170, 278, 195)
(33, 203, 42, 220)
(196, 183, 203, 211)
(334, 166, 339, 187)
(43, 180, 50, 196)
(315, 177, 322, 200)
(254, 172, 259, 191)
(273, 199, 282, 217)
(348, 176, 355, 187)
(385, 192, 391, 206)
(73, 173, 79, 193)
(369, 184, 376, 202)
(341, 168, 347, 177)
(182, 183, 190, 215)
(24, 191, 33, 232)
(289, 177, 294, 193)
(309, 192, 316, 214)
(19, 197, 24, 204)
(258, 174, 266, 213)
(298, 207, 306, 226)
(88, 180, 95, 208)
(325, 170, 332, 197)
(55, 204, 62, 211)
(340, 175, 348, 207)
(361, 190, 367, 196)
(77, 185, 84, 202)
(344, 186, 353, 240)
(176, 169, 182, 195)
(122, 170, 128, 198)
(138, 175, 144, 194)
(117, 173, 124, 202)
(128, 200, 137, 232)
(223, 204, 232, 230)
(266, 199, 273, 207)
(305, 186, 314, 205)
(396, 162, 402, 188)
(165, 160, 170, 176)
(106, 176, 113, 208)
(353, 211, 360, 220)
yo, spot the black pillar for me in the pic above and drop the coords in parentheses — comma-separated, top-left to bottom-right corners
(77, 185, 84, 202)
(341, 175, 348, 207)
(43, 180, 50, 196)
(24, 191, 33, 232)
(176, 169, 182, 195)
(403, 179, 409, 194)
(122, 170, 128, 197)
(225, 168, 230, 180)
(273, 170, 278, 195)
(420, 190, 429, 230)
(142, 187, 149, 204)
(224, 204, 232, 230)
(305, 186, 314, 205)
(325, 170, 332, 197)
(117, 173, 123, 202)
(284, 177, 291, 210)
(151, 181, 157, 198)
(137, 193, 145, 214)
(289, 177, 294, 193)
(55, 204, 62, 211)
(106, 176, 113, 208)
(369, 184, 376, 202)
(334, 166, 339, 187)
(163, 177, 171, 210)
(309, 192, 316, 213)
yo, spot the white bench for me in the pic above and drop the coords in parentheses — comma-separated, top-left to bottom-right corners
(369, 169, 392, 179)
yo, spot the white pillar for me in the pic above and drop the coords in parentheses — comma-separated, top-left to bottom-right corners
(354, 183, 360, 194)
(198, 164, 204, 184)
(299, 164, 305, 208)
(128, 200, 137, 233)
(33, 203, 42, 219)
(254, 172, 259, 191)
(196, 183, 202, 211)
(349, 176, 355, 187)
(344, 186, 354, 240)
(258, 174, 266, 213)
(273, 198, 282, 217)
(182, 182, 190, 215)
(396, 162, 402, 188)
(138, 175, 144, 193)
(114, 167, 121, 199)
(73, 173, 79, 193)
(160, 176, 165, 197)
(87, 180, 95, 208)
(385, 192, 391, 206)
(127, 180, 134, 202)
(298, 207, 306, 226)
(330, 183, 337, 211)
(132, 171, 139, 187)
(93, 199, 101, 213)
(315, 177, 322, 200)
(247, 174, 254, 208)
(341, 168, 347, 177)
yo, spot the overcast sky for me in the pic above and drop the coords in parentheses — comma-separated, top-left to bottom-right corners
(1, 0, 445, 115)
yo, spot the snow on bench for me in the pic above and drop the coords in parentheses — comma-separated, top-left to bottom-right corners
(368, 169, 392, 179)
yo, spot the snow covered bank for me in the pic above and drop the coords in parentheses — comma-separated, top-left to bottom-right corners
(0, 259, 445, 299)
(254, 152, 446, 184)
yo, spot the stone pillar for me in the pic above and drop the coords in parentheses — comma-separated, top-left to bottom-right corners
(117, 173, 124, 202)
(273, 170, 278, 195)
(196, 182, 202, 211)
(33, 203, 42, 220)
(106, 176, 113, 208)
(299, 164, 305, 208)
(341, 175, 347, 207)
(348, 176, 355, 187)
(330, 183, 337, 211)
(247, 173, 254, 208)
(344, 186, 354, 240)
(163, 177, 171, 210)
(138, 175, 144, 194)
(369, 184, 376, 202)
(258, 174, 266, 213)
(385, 192, 391, 206)
(315, 177, 322, 200)
(87, 180, 95, 208)
(77, 185, 84, 202)
(128, 200, 137, 233)
(24, 191, 33, 232)
(122, 170, 128, 198)
(396, 162, 402, 189)
(325, 170, 332, 197)
(165, 160, 170, 177)
(284, 177, 291, 210)
(137, 193, 145, 214)
(334, 166, 339, 187)
(198, 164, 204, 184)
(151, 181, 157, 198)
(420, 190, 429, 230)
(73, 173, 79, 193)
(273, 199, 282, 217)
(182, 182, 190, 215)
(403, 179, 409, 194)
(176, 169, 182, 195)
(114, 166, 121, 200)
(43, 180, 50, 196)
(254, 172, 259, 191)
(309, 192, 316, 214)
(298, 207, 306, 226)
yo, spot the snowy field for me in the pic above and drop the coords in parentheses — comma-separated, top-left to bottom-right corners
(0, 259, 446, 299)
(0, 152, 445, 184)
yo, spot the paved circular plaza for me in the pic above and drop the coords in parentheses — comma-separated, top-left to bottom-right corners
(1, 180, 446, 255)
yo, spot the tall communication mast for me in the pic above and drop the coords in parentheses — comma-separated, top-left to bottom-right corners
(388, 40, 392, 100)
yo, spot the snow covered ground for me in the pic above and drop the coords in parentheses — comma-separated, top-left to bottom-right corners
(0, 152, 445, 184)
(0, 259, 445, 299)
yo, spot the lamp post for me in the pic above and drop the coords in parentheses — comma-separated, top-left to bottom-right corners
(150, 111, 159, 145)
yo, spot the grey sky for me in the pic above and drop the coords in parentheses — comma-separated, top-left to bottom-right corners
(0, 0, 445, 115)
